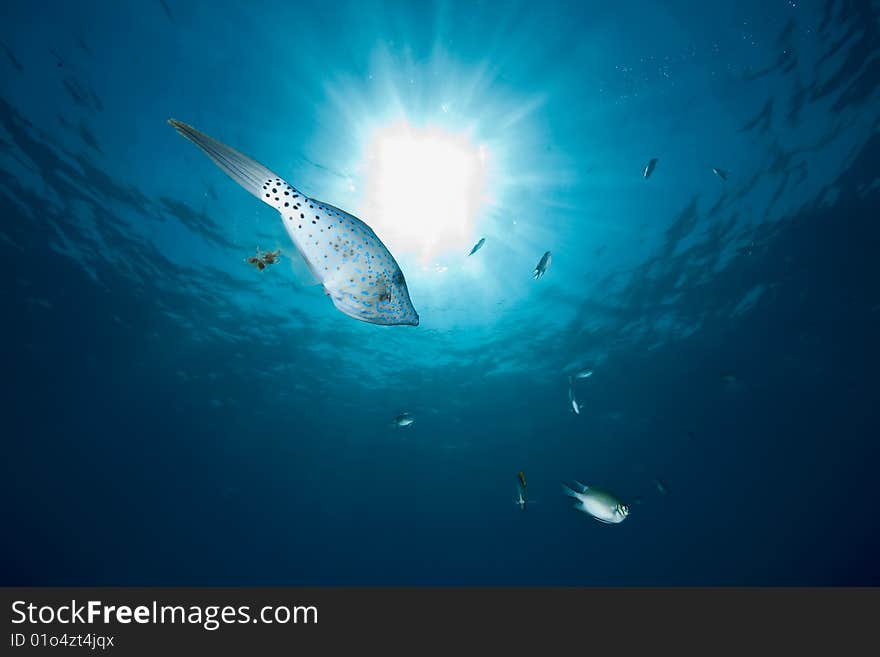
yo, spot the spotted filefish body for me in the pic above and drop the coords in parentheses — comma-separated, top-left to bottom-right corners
(168, 119, 419, 326)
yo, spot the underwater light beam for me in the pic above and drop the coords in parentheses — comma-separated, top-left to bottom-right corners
(361, 121, 489, 262)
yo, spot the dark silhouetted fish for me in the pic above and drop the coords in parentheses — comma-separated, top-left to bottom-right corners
(712, 167, 729, 181)
(76, 36, 94, 58)
(48, 48, 64, 67)
(62, 79, 88, 107)
(533, 251, 551, 279)
(468, 237, 486, 256)
(1, 43, 23, 72)
(643, 157, 658, 178)
(158, 0, 175, 22)
(77, 120, 103, 155)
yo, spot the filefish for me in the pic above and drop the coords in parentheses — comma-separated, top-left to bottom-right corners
(394, 412, 414, 427)
(643, 157, 658, 179)
(712, 167, 729, 181)
(533, 251, 552, 279)
(168, 120, 419, 326)
(562, 481, 629, 524)
(468, 237, 486, 256)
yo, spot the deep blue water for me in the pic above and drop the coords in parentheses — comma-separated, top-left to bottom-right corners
(1, 0, 879, 585)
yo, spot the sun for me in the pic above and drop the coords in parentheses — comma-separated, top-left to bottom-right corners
(359, 121, 489, 262)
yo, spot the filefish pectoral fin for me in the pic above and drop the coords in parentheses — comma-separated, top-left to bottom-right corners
(285, 248, 321, 288)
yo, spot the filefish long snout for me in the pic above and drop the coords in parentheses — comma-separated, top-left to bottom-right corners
(168, 119, 419, 326)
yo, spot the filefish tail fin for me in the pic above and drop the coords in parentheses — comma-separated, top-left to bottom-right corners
(168, 119, 293, 204)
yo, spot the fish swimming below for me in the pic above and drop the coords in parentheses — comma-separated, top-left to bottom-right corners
(567, 384, 581, 415)
(167, 119, 419, 326)
(515, 471, 529, 510)
(562, 481, 629, 524)
(394, 413, 414, 427)
(643, 157, 658, 179)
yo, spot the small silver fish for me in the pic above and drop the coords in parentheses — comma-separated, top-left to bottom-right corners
(394, 413, 414, 427)
(562, 481, 629, 524)
(712, 167, 729, 181)
(515, 472, 528, 511)
(533, 251, 552, 279)
(468, 237, 486, 256)
(168, 119, 419, 326)
(643, 157, 658, 179)
(575, 369, 593, 379)
(568, 385, 580, 414)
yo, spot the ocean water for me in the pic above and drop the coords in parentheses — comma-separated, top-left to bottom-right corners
(1, 0, 878, 585)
